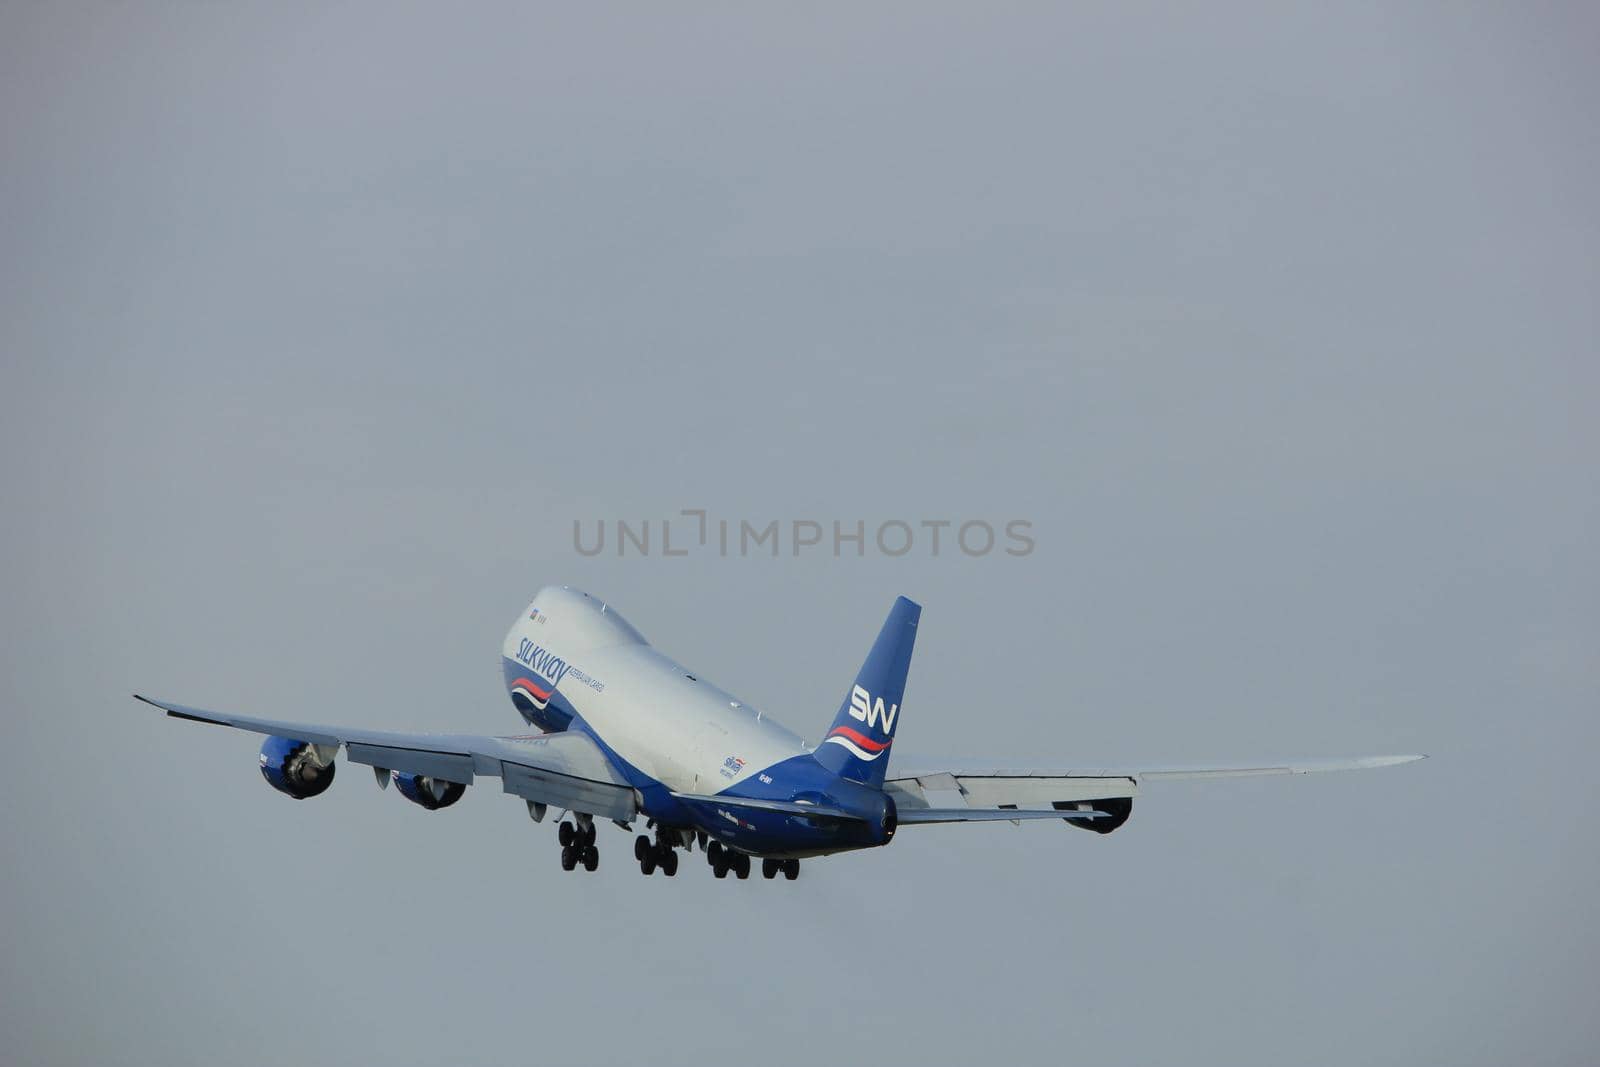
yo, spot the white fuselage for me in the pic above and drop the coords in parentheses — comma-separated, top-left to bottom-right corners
(501, 586, 814, 792)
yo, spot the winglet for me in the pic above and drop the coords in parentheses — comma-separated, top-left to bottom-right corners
(134, 693, 231, 729)
(1364, 754, 1428, 768)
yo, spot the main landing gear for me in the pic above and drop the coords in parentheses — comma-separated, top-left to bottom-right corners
(706, 840, 748, 879)
(635, 831, 681, 877)
(761, 857, 800, 880)
(556, 817, 800, 881)
(557, 817, 599, 872)
(704, 839, 797, 880)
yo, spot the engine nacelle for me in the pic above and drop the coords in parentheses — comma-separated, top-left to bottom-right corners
(392, 772, 466, 811)
(879, 792, 898, 846)
(1061, 796, 1133, 834)
(259, 736, 336, 799)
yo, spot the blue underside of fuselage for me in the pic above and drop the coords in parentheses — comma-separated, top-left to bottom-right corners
(500, 657, 882, 857)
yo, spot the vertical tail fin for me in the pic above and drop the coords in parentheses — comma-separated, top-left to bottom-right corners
(813, 596, 920, 788)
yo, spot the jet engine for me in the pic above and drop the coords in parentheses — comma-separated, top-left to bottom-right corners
(878, 792, 898, 845)
(259, 736, 336, 799)
(1059, 796, 1133, 834)
(392, 772, 466, 811)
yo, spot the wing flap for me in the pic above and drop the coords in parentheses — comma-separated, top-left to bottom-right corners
(898, 807, 1109, 824)
(502, 761, 635, 821)
(670, 793, 866, 822)
(956, 775, 1137, 807)
(345, 743, 477, 785)
(887, 773, 1138, 812)
(476, 733, 631, 785)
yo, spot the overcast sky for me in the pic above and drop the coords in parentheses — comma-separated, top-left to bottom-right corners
(3, 4, 1596, 1065)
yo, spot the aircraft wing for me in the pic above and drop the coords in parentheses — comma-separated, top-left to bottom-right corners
(885, 754, 1425, 826)
(669, 793, 1115, 825)
(133, 694, 638, 822)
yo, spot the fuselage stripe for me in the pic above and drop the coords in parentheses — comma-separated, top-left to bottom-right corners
(825, 724, 891, 752)
(513, 676, 553, 701)
(822, 735, 889, 761)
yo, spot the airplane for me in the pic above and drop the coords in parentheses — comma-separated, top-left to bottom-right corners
(134, 586, 1424, 881)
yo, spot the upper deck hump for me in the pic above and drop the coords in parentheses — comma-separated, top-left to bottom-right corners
(527, 585, 649, 652)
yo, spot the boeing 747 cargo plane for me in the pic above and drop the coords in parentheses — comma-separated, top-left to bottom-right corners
(136, 586, 1422, 880)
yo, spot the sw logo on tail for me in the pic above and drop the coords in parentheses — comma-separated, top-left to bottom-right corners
(822, 684, 899, 761)
(848, 684, 899, 733)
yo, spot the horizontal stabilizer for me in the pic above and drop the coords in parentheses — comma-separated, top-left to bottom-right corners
(898, 807, 1107, 824)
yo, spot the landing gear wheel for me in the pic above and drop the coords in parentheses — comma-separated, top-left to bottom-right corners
(706, 840, 724, 866)
(734, 853, 751, 880)
(581, 845, 599, 871)
(784, 858, 799, 880)
(635, 835, 650, 862)
(640, 849, 657, 876)
(559, 822, 575, 848)
(761, 858, 778, 879)
(662, 850, 679, 877)
(713, 855, 729, 878)
(560, 845, 577, 871)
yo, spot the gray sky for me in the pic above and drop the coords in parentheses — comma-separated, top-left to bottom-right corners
(3, 4, 1596, 1064)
